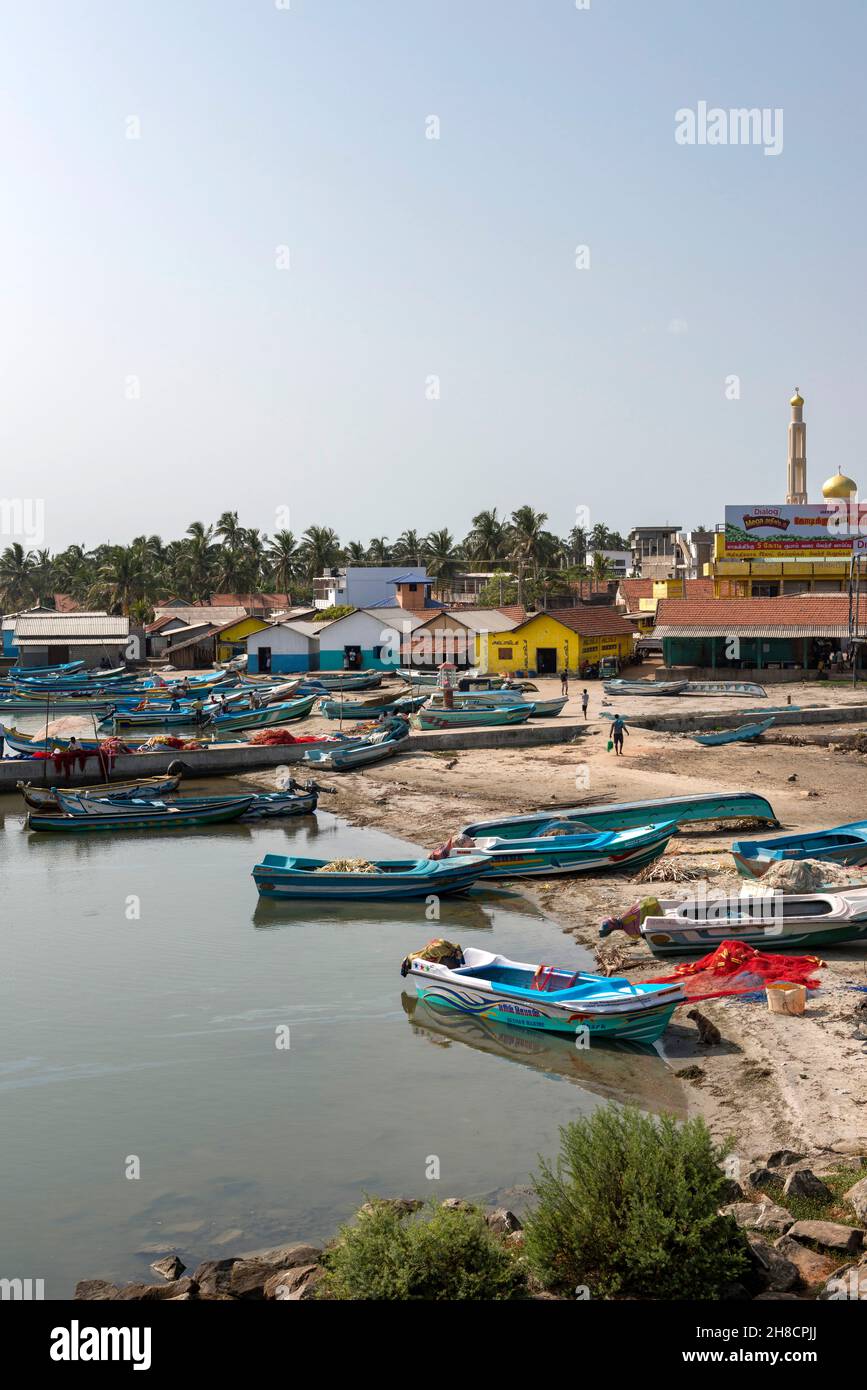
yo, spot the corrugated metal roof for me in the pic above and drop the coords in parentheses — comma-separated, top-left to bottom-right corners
(654, 624, 851, 639)
(15, 614, 128, 639)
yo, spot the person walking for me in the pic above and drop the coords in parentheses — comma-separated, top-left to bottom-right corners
(581, 688, 589, 720)
(611, 714, 628, 756)
(560, 669, 569, 697)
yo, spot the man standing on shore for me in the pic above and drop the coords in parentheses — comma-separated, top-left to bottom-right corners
(560, 669, 568, 696)
(611, 714, 628, 756)
(581, 688, 589, 719)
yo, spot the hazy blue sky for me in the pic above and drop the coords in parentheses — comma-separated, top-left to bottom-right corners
(1, 0, 864, 551)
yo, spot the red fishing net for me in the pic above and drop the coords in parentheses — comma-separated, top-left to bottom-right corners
(644, 940, 824, 1002)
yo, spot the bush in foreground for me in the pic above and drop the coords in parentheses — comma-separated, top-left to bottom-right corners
(523, 1104, 749, 1299)
(318, 1198, 526, 1300)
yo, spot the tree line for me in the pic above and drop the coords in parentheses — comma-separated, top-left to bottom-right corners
(0, 508, 629, 621)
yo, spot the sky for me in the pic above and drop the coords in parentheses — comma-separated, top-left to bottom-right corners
(1, 0, 865, 552)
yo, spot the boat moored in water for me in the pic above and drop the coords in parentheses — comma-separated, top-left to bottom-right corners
(27, 790, 255, 832)
(252, 853, 490, 900)
(447, 821, 679, 878)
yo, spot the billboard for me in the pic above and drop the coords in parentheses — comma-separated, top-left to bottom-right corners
(723, 504, 865, 557)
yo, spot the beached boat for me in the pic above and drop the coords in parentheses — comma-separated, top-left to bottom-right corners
(413, 703, 534, 730)
(205, 693, 318, 732)
(447, 821, 678, 878)
(302, 716, 410, 771)
(102, 706, 209, 730)
(602, 888, 867, 956)
(1, 725, 105, 755)
(732, 820, 867, 879)
(401, 946, 683, 1043)
(459, 791, 778, 841)
(682, 681, 768, 699)
(424, 691, 568, 718)
(318, 694, 426, 719)
(302, 671, 384, 690)
(17, 771, 184, 811)
(602, 679, 689, 697)
(252, 853, 490, 900)
(28, 790, 255, 832)
(693, 717, 776, 747)
(10, 660, 85, 676)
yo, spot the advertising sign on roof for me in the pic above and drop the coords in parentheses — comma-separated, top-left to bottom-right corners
(724, 505, 866, 557)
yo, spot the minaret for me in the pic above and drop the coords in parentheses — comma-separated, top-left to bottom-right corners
(786, 388, 808, 504)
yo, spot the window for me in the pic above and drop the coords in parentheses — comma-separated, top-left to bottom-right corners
(496, 647, 513, 660)
(408, 583, 417, 591)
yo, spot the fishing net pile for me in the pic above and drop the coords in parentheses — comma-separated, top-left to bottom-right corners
(247, 729, 338, 746)
(314, 857, 377, 873)
(137, 735, 203, 750)
(400, 939, 465, 976)
(759, 857, 866, 891)
(644, 940, 824, 1002)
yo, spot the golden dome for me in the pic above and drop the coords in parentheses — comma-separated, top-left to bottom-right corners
(822, 472, 858, 499)
(790, 389, 804, 407)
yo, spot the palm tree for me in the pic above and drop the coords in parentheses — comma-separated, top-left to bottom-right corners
(344, 540, 367, 565)
(393, 530, 423, 566)
(423, 528, 461, 598)
(0, 543, 39, 609)
(367, 537, 391, 565)
(88, 545, 144, 615)
(509, 506, 549, 606)
(182, 522, 215, 601)
(464, 508, 508, 567)
(301, 525, 342, 580)
(267, 530, 301, 596)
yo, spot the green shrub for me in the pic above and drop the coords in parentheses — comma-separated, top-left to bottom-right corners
(523, 1105, 748, 1299)
(318, 1198, 526, 1300)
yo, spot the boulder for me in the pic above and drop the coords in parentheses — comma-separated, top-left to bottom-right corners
(782, 1169, 833, 1203)
(786, 1219, 863, 1254)
(719, 1179, 745, 1202)
(767, 1149, 803, 1168)
(74, 1279, 120, 1301)
(720, 1201, 792, 1234)
(773, 1236, 841, 1287)
(263, 1264, 324, 1300)
(359, 1198, 422, 1219)
(829, 1138, 867, 1156)
(747, 1168, 777, 1192)
(485, 1208, 522, 1235)
(150, 1255, 185, 1282)
(114, 1278, 197, 1301)
(227, 1260, 278, 1300)
(844, 1176, 867, 1222)
(190, 1257, 240, 1298)
(746, 1235, 800, 1293)
(234, 1241, 323, 1268)
(441, 1198, 474, 1211)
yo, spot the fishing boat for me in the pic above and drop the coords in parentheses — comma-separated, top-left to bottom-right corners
(602, 679, 689, 697)
(102, 706, 209, 730)
(317, 694, 426, 719)
(401, 946, 683, 1043)
(1, 725, 105, 755)
(89, 784, 326, 819)
(17, 771, 185, 811)
(732, 820, 867, 879)
(28, 790, 255, 832)
(459, 791, 779, 841)
(693, 717, 776, 747)
(682, 681, 768, 699)
(423, 691, 568, 718)
(205, 693, 318, 732)
(302, 716, 410, 771)
(446, 821, 678, 878)
(604, 888, 867, 956)
(412, 703, 534, 729)
(252, 853, 490, 901)
(10, 660, 85, 676)
(302, 671, 384, 690)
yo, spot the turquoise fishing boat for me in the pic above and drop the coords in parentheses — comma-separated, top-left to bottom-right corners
(424, 691, 568, 717)
(28, 790, 255, 832)
(413, 703, 534, 729)
(460, 791, 778, 841)
(732, 819, 867, 879)
(252, 853, 490, 900)
(317, 694, 426, 719)
(401, 946, 684, 1043)
(1, 725, 104, 755)
(448, 821, 678, 878)
(693, 717, 776, 746)
(302, 716, 410, 770)
(17, 771, 185, 811)
(205, 693, 318, 732)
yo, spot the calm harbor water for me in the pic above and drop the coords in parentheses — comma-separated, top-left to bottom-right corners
(0, 790, 685, 1297)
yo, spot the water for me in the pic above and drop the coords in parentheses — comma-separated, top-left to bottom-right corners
(0, 792, 685, 1296)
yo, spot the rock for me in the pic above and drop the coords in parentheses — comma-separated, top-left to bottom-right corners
(782, 1169, 833, 1202)
(74, 1279, 120, 1301)
(114, 1278, 197, 1301)
(190, 1257, 240, 1298)
(844, 1177, 867, 1221)
(829, 1138, 867, 1156)
(719, 1179, 745, 1202)
(263, 1264, 324, 1300)
(211, 1227, 245, 1247)
(359, 1198, 422, 1219)
(227, 1261, 276, 1300)
(818, 1261, 867, 1300)
(719, 1281, 752, 1300)
(150, 1255, 185, 1282)
(767, 1149, 803, 1168)
(746, 1235, 800, 1292)
(486, 1208, 522, 1235)
(787, 1219, 864, 1254)
(234, 1240, 323, 1267)
(721, 1201, 792, 1234)
(440, 1197, 474, 1211)
(773, 1236, 840, 1287)
(787, 774, 797, 782)
(747, 1168, 778, 1192)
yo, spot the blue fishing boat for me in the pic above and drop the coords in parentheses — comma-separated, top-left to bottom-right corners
(28, 790, 255, 832)
(413, 703, 534, 729)
(1, 725, 105, 755)
(205, 693, 318, 732)
(732, 820, 867, 879)
(693, 717, 776, 746)
(448, 821, 678, 878)
(10, 660, 85, 675)
(318, 694, 426, 719)
(401, 945, 683, 1043)
(302, 716, 410, 771)
(17, 771, 185, 811)
(252, 853, 490, 900)
(459, 791, 778, 841)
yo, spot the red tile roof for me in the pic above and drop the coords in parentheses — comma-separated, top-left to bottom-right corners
(618, 579, 653, 607)
(656, 595, 862, 627)
(205, 593, 290, 609)
(516, 607, 636, 637)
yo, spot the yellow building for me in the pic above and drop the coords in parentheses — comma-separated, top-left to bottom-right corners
(214, 615, 271, 663)
(482, 609, 635, 676)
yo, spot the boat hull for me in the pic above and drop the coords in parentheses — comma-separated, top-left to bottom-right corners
(28, 798, 252, 832)
(460, 791, 778, 840)
(413, 704, 533, 729)
(460, 824, 677, 879)
(252, 854, 489, 900)
(693, 717, 775, 746)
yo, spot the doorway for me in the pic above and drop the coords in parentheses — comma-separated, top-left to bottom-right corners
(343, 645, 362, 670)
(535, 647, 558, 674)
(257, 646, 272, 674)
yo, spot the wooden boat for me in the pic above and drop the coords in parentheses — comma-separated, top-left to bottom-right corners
(449, 821, 678, 878)
(401, 946, 683, 1043)
(103, 706, 209, 730)
(606, 888, 867, 956)
(460, 791, 779, 841)
(682, 681, 768, 699)
(1, 725, 105, 755)
(17, 772, 184, 811)
(205, 693, 318, 732)
(412, 703, 534, 730)
(423, 691, 567, 717)
(318, 694, 426, 719)
(28, 790, 255, 832)
(602, 679, 689, 697)
(732, 820, 867, 879)
(10, 660, 85, 675)
(252, 853, 490, 900)
(302, 671, 384, 690)
(302, 716, 410, 771)
(92, 785, 323, 819)
(693, 717, 776, 747)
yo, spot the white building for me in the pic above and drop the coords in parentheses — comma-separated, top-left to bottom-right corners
(312, 566, 428, 610)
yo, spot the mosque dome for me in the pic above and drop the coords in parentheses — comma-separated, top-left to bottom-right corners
(822, 472, 858, 499)
(790, 389, 804, 407)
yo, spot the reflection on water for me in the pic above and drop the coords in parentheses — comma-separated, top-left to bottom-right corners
(0, 805, 684, 1297)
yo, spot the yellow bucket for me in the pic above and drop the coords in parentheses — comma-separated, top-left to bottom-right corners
(766, 981, 807, 1016)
